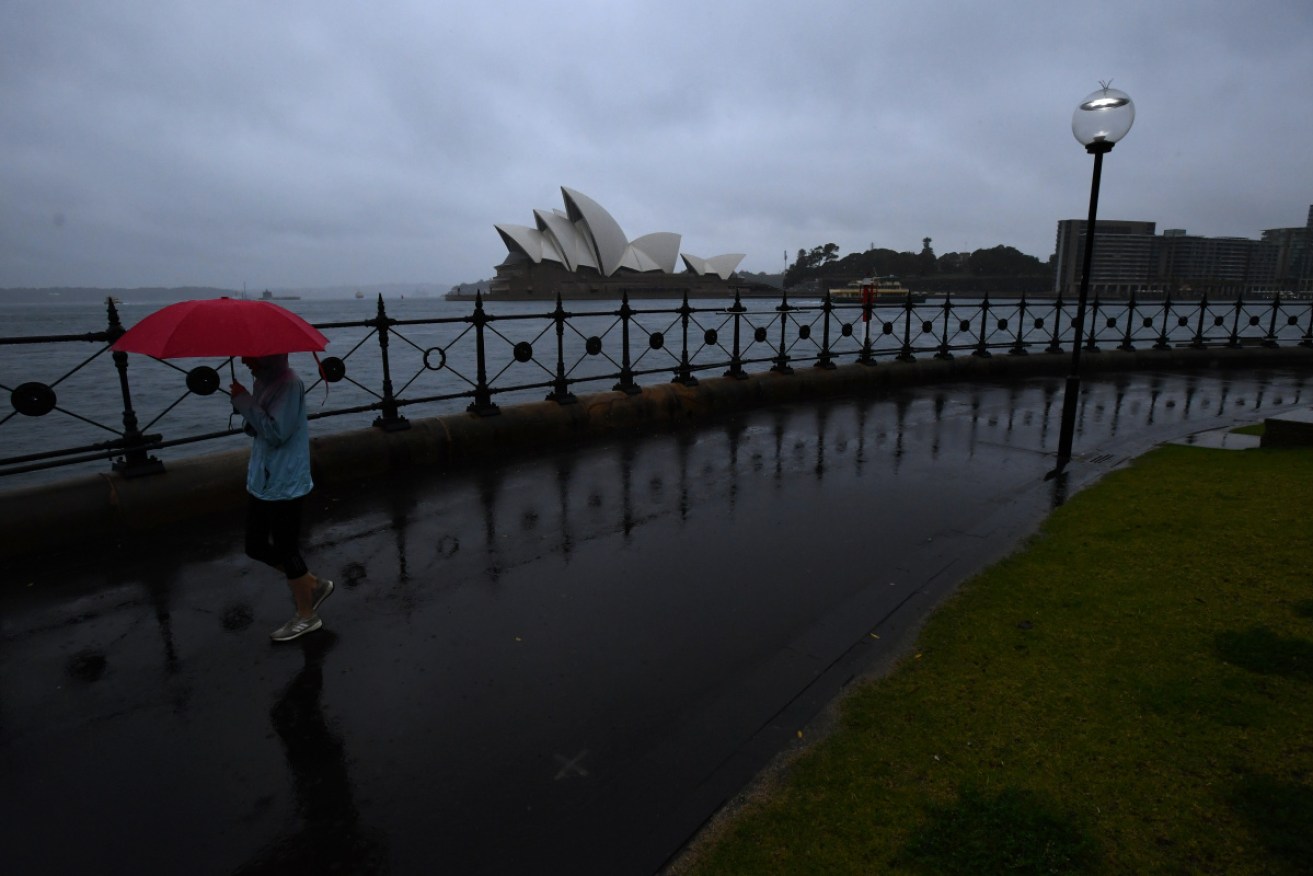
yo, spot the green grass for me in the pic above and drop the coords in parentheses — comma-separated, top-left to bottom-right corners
(676, 445, 1313, 875)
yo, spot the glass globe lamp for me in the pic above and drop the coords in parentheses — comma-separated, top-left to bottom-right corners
(1072, 85, 1135, 150)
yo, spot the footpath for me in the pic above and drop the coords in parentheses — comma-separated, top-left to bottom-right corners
(2, 366, 1310, 875)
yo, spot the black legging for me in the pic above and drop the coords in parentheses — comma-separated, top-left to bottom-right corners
(245, 495, 308, 580)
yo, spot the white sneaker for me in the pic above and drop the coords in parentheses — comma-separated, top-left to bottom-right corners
(271, 613, 322, 642)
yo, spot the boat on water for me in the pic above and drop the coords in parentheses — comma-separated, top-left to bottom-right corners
(260, 289, 300, 301)
(829, 277, 925, 304)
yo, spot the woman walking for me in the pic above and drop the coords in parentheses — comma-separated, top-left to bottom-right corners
(231, 353, 333, 642)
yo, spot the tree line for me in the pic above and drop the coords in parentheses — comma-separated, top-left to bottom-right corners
(783, 238, 1053, 291)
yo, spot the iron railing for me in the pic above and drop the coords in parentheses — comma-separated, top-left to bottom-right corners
(3, 290, 1311, 482)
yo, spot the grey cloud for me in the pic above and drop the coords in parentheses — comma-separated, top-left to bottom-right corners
(2, 0, 1310, 289)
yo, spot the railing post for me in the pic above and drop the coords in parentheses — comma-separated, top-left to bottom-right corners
(1191, 293, 1209, 349)
(467, 292, 500, 416)
(1118, 290, 1138, 351)
(815, 291, 836, 370)
(858, 295, 876, 366)
(935, 294, 953, 360)
(1010, 293, 1029, 355)
(1154, 292, 1173, 350)
(771, 288, 794, 374)
(1264, 292, 1281, 348)
(973, 295, 992, 358)
(672, 292, 699, 386)
(107, 298, 165, 477)
(1084, 291, 1102, 352)
(547, 294, 578, 403)
(1227, 294, 1244, 349)
(370, 295, 410, 430)
(613, 291, 641, 394)
(1302, 295, 1313, 347)
(724, 290, 747, 379)
(1046, 294, 1065, 353)
(896, 291, 915, 362)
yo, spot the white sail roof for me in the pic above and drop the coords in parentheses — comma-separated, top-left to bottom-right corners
(681, 253, 746, 280)
(628, 232, 682, 274)
(561, 187, 629, 276)
(497, 188, 742, 279)
(495, 224, 544, 262)
(535, 208, 597, 272)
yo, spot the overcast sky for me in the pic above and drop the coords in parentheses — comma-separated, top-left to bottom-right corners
(3, 0, 1310, 290)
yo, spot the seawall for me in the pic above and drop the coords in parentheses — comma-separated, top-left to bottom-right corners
(4, 346, 1310, 561)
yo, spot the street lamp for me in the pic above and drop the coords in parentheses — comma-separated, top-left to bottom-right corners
(1053, 82, 1135, 475)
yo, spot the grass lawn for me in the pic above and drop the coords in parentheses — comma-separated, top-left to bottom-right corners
(674, 444, 1313, 875)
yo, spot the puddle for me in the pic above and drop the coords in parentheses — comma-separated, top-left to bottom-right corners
(1171, 427, 1262, 450)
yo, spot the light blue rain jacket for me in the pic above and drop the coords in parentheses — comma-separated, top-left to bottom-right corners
(232, 354, 313, 501)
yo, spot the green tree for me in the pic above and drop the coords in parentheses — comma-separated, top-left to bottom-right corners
(918, 237, 937, 275)
(784, 243, 842, 287)
(967, 245, 1046, 276)
(783, 239, 1050, 289)
(937, 251, 970, 273)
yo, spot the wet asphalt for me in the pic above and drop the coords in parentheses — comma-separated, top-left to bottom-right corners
(2, 368, 1309, 875)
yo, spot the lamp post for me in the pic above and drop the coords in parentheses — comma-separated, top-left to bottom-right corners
(1053, 82, 1135, 475)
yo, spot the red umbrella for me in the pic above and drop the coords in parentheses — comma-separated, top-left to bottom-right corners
(112, 297, 328, 359)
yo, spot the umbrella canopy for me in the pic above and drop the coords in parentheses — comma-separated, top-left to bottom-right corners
(112, 297, 329, 358)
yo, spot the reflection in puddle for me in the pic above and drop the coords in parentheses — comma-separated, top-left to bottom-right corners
(235, 632, 388, 875)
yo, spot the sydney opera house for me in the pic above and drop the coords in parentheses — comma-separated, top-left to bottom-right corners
(488, 187, 751, 299)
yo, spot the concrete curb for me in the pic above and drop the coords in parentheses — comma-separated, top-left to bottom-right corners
(4, 346, 1310, 560)
(1261, 407, 1313, 447)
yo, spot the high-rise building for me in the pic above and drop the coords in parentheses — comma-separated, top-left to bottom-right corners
(1053, 206, 1309, 298)
(1052, 220, 1156, 297)
(1260, 207, 1312, 294)
(1157, 232, 1277, 297)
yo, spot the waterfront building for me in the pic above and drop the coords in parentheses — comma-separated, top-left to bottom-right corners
(1053, 205, 1310, 298)
(1052, 219, 1157, 299)
(1157, 230, 1278, 297)
(1261, 204, 1312, 294)
(488, 187, 749, 299)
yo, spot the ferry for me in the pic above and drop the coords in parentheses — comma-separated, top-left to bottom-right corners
(829, 277, 925, 304)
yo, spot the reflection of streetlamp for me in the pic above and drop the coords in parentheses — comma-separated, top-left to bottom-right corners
(1053, 82, 1135, 475)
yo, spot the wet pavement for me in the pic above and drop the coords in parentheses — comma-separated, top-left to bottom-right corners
(3, 368, 1310, 875)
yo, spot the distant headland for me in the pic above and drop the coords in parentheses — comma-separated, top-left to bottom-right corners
(0, 283, 458, 305)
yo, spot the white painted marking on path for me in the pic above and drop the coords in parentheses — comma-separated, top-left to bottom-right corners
(554, 750, 590, 780)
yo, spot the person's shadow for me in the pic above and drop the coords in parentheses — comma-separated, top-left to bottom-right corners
(235, 632, 388, 874)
